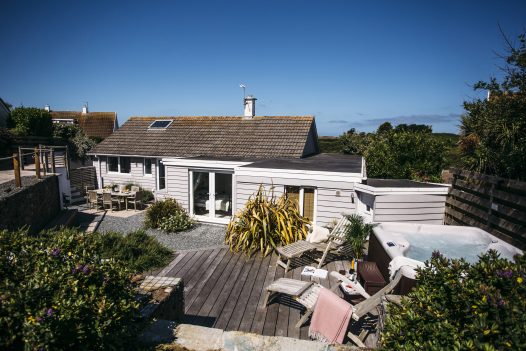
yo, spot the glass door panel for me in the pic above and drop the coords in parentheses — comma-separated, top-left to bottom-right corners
(193, 172, 209, 216)
(303, 188, 315, 221)
(214, 173, 232, 218)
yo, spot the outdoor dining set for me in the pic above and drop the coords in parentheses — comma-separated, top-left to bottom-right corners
(85, 185, 142, 211)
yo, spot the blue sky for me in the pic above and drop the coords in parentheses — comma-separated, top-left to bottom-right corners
(1, 1, 525, 135)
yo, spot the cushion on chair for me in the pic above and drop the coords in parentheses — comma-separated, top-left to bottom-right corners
(306, 225, 330, 244)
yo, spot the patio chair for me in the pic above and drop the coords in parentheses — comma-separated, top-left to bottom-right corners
(84, 185, 95, 206)
(276, 216, 350, 272)
(263, 269, 403, 346)
(87, 190, 100, 210)
(102, 192, 121, 211)
(127, 191, 142, 211)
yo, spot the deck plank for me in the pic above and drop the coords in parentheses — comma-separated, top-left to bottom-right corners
(224, 255, 264, 331)
(185, 249, 235, 315)
(183, 248, 223, 293)
(262, 262, 285, 336)
(166, 250, 199, 276)
(237, 254, 272, 332)
(213, 256, 257, 329)
(250, 253, 279, 335)
(198, 252, 244, 317)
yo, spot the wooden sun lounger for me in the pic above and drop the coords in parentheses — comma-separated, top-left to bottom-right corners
(276, 216, 350, 272)
(263, 270, 403, 346)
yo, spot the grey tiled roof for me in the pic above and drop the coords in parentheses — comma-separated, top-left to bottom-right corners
(89, 116, 317, 159)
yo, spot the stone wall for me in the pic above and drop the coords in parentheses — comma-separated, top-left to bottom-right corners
(0, 175, 61, 234)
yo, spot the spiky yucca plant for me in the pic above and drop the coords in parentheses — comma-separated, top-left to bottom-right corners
(225, 185, 310, 256)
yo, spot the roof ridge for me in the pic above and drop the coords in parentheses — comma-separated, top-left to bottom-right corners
(128, 115, 314, 121)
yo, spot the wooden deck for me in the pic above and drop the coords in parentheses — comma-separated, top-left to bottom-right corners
(162, 246, 359, 340)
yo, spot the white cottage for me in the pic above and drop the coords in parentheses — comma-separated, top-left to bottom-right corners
(88, 97, 449, 225)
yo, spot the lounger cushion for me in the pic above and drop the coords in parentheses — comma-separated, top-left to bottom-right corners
(306, 225, 330, 244)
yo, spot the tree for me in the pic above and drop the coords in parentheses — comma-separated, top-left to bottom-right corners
(339, 128, 446, 181)
(460, 32, 526, 180)
(52, 123, 95, 161)
(377, 122, 393, 134)
(10, 107, 53, 137)
(394, 123, 432, 133)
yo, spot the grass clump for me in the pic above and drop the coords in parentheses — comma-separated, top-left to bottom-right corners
(98, 230, 173, 273)
(225, 185, 309, 257)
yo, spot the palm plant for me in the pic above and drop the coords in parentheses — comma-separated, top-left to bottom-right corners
(225, 185, 310, 256)
(344, 214, 376, 259)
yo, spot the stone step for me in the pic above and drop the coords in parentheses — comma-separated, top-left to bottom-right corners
(168, 324, 359, 351)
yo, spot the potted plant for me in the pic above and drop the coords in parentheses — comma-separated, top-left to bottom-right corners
(343, 214, 376, 260)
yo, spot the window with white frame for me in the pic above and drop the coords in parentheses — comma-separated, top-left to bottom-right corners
(285, 186, 316, 222)
(144, 158, 153, 175)
(107, 156, 131, 174)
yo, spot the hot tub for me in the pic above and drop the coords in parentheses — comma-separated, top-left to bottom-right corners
(368, 222, 523, 294)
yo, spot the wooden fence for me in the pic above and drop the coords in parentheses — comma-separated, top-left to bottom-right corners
(70, 166, 98, 195)
(445, 169, 526, 249)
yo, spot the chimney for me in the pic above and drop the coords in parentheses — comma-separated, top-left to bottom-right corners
(44, 104, 50, 112)
(243, 95, 257, 118)
(82, 103, 88, 114)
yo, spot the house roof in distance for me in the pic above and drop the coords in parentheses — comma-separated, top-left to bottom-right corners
(241, 153, 363, 173)
(89, 116, 317, 159)
(51, 111, 117, 139)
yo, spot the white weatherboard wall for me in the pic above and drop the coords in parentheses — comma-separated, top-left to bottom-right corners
(94, 157, 157, 191)
(165, 166, 189, 209)
(235, 168, 363, 227)
(354, 183, 450, 225)
(373, 194, 447, 224)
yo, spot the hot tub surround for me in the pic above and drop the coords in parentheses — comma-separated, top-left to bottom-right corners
(367, 222, 523, 294)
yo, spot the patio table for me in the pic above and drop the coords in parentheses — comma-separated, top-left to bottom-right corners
(95, 189, 136, 210)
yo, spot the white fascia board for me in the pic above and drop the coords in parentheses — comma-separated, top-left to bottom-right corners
(162, 157, 252, 169)
(235, 167, 363, 183)
(354, 182, 450, 196)
(88, 153, 167, 158)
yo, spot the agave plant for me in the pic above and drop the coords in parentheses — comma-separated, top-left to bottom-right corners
(225, 185, 310, 256)
(344, 214, 376, 259)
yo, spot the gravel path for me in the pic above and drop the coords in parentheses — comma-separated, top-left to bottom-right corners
(95, 211, 227, 251)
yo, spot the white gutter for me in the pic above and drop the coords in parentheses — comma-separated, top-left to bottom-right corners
(354, 182, 450, 196)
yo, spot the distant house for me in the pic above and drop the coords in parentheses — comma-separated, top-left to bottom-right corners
(0, 98, 10, 128)
(88, 96, 449, 225)
(48, 104, 118, 139)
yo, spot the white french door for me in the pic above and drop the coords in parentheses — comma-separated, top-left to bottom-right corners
(190, 170, 233, 224)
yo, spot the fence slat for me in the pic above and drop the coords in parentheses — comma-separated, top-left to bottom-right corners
(445, 169, 526, 249)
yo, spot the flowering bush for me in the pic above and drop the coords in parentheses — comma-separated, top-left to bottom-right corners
(0, 228, 142, 350)
(381, 250, 526, 350)
(145, 198, 195, 232)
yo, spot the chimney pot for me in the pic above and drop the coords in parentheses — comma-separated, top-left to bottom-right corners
(44, 104, 50, 112)
(82, 104, 88, 114)
(243, 95, 257, 118)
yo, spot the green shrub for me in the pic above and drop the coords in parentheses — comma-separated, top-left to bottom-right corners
(343, 214, 375, 259)
(98, 230, 173, 273)
(225, 185, 310, 256)
(381, 250, 526, 350)
(145, 198, 194, 231)
(0, 228, 142, 350)
(159, 214, 196, 233)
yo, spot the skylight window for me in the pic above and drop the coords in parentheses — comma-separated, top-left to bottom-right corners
(148, 120, 173, 129)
